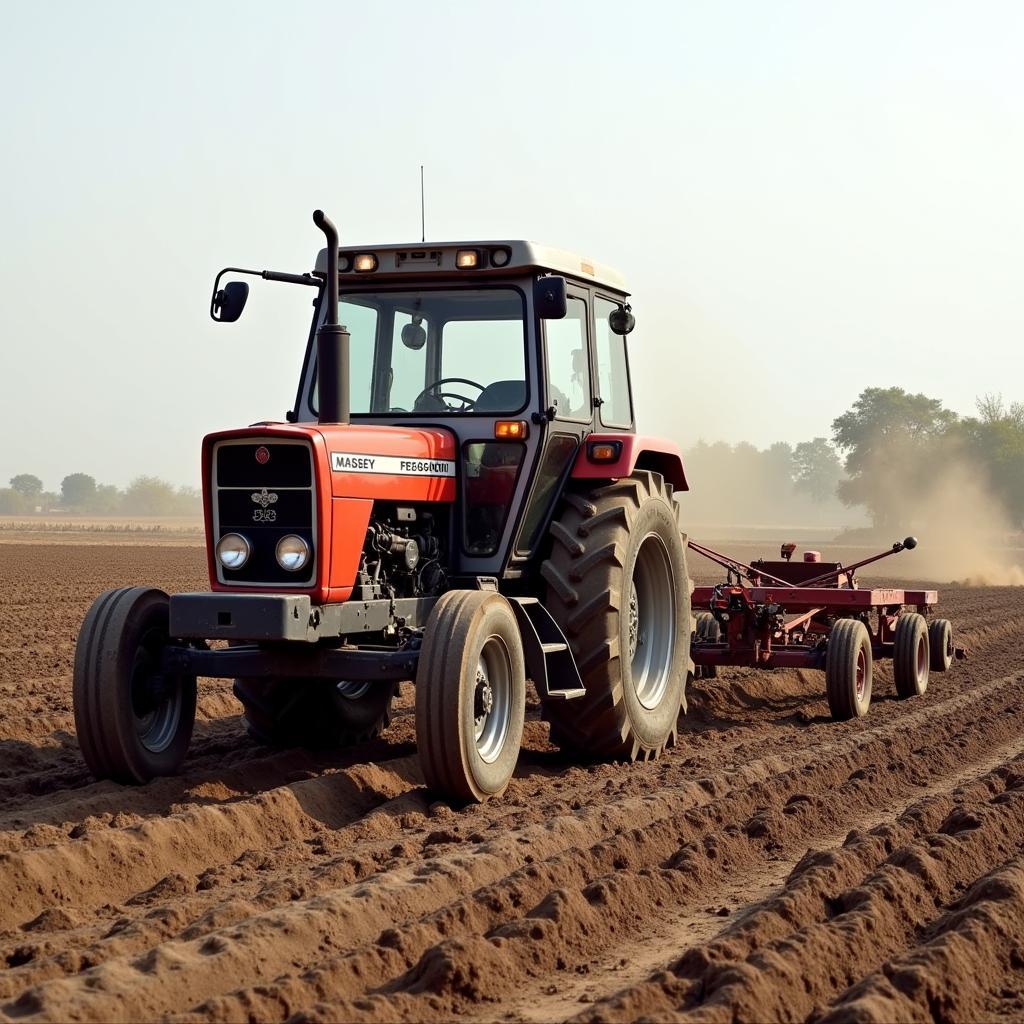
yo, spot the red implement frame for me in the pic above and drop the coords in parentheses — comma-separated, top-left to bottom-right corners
(688, 538, 938, 671)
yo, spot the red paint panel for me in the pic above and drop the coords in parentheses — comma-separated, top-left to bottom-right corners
(571, 433, 688, 491)
(328, 497, 373, 598)
(314, 424, 457, 502)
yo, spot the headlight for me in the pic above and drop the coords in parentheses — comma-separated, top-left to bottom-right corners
(216, 533, 251, 570)
(276, 535, 311, 572)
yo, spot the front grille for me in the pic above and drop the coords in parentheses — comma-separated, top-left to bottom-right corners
(213, 440, 316, 587)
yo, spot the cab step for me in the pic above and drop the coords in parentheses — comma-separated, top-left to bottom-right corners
(509, 598, 586, 702)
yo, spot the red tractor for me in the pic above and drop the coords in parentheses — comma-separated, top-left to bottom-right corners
(74, 211, 692, 803)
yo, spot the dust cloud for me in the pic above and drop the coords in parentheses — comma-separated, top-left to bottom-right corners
(867, 459, 1024, 586)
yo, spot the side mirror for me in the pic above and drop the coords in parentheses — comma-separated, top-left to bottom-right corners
(401, 322, 427, 351)
(609, 303, 635, 335)
(534, 276, 567, 319)
(212, 280, 249, 323)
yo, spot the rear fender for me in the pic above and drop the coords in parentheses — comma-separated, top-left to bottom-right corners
(570, 434, 688, 491)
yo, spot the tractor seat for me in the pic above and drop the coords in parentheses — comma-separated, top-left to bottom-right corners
(475, 379, 526, 412)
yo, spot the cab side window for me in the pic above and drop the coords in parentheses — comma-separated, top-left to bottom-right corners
(544, 297, 591, 421)
(593, 297, 633, 428)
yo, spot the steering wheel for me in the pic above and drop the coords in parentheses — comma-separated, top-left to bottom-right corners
(414, 377, 486, 413)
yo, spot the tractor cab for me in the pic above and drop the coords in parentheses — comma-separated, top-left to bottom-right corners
(213, 236, 656, 581)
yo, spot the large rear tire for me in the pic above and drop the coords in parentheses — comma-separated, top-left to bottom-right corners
(825, 618, 872, 720)
(73, 587, 197, 784)
(541, 471, 691, 761)
(415, 591, 526, 803)
(233, 675, 397, 748)
(894, 612, 929, 699)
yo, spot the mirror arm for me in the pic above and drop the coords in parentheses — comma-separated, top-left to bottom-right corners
(209, 266, 322, 322)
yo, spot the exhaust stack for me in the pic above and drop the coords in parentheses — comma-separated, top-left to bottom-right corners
(312, 209, 350, 425)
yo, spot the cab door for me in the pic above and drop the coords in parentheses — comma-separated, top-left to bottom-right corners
(512, 287, 595, 558)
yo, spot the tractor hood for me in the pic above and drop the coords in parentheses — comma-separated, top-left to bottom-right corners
(202, 422, 457, 503)
(315, 422, 457, 502)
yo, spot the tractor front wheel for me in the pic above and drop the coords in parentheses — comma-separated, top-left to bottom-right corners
(73, 587, 197, 783)
(233, 676, 397, 749)
(415, 591, 526, 803)
(825, 618, 873, 720)
(894, 613, 930, 699)
(542, 471, 691, 761)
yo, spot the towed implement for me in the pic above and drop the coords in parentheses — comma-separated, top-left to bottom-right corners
(689, 537, 962, 718)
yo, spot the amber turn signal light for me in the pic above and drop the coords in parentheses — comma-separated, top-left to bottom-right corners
(495, 420, 528, 440)
(588, 440, 622, 463)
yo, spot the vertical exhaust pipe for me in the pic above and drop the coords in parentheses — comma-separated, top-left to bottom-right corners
(312, 209, 350, 425)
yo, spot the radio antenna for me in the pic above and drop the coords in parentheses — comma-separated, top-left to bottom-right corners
(420, 165, 425, 243)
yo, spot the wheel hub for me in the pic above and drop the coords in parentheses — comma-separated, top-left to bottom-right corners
(473, 637, 512, 764)
(130, 628, 183, 754)
(474, 668, 494, 722)
(629, 534, 677, 711)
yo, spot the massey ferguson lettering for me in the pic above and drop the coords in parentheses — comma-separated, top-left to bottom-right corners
(330, 452, 456, 478)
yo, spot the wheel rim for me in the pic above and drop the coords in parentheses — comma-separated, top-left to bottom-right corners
(855, 648, 867, 699)
(945, 628, 953, 660)
(629, 533, 677, 710)
(473, 634, 512, 764)
(337, 681, 371, 700)
(130, 627, 182, 754)
(916, 635, 927, 680)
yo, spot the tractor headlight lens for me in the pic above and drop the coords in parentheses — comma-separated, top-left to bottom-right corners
(276, 535, 310, 572)
(216, 533, 251, 570)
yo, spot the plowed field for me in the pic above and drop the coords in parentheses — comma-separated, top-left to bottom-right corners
(1, 542, 1023, 1023)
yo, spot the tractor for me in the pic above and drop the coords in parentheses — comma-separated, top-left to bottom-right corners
(73, 211, 692, 803)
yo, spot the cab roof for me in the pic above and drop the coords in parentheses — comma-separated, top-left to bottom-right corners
(314, 240, 628, 294)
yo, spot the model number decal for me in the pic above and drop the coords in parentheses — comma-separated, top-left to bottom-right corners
(330, 452, 456, 477)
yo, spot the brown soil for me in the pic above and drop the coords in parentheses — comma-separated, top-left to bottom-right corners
(0, 542, 1022, 1022)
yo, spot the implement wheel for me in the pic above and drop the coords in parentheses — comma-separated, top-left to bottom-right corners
(929, 618, 953, 673)
(74, 587, 197, 783)
(233, 676, 397, 748)
(894, 612, 930, 699)
(825, 618, 872, 720)
(542, 471, 691, 761)
(694, 612, 720, 680)
(415, 591, 526, 804)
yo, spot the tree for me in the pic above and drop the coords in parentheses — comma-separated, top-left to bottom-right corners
(960, 394, 1024, 527)
(831, 387, 959, 527)
(0, 489, 27, 514)
(122, 476, 176, 516)
(793, 438, 842, 503)
(9, 474, 43, 499)
(61, 473, 97, 509)
(91, 484, 123, 514)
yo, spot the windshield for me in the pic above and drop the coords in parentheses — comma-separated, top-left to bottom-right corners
(311, 287, 527, 415)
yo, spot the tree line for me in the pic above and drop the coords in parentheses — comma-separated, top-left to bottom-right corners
(685, 387, 1024, 530)
(2, 387, 1019, 527)
(0, 473, 200, 516)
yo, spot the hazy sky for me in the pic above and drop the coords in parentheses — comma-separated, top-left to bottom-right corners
(1, 1, 1021, 490)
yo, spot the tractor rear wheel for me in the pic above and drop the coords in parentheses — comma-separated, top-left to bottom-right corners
(894, 613, 930, 699)
(929, 618, 953, 672)
(233, 676, 397, 749)
(542, 471, 691, 761)
(694, 612, 720, 679)
(825, 618, 872, 720)
(415, 590, 526, 803)
(74, 587, 197, 783)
